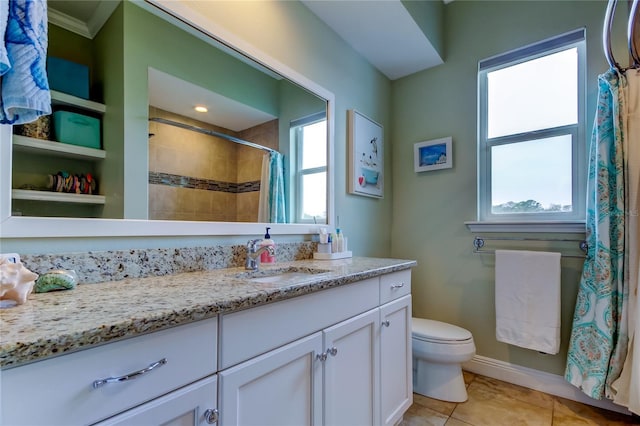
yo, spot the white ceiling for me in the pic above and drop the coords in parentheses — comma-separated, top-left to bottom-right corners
(301, 0, 443, 80)
(47, 1, 443, 128)
(49, 0, 443, 81)
(148, 69, 277, 132)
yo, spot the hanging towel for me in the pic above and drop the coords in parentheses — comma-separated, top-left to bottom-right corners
(495, 249, 562, 354)
(0, 0, 9, 75)
(0, 0, 51, 125)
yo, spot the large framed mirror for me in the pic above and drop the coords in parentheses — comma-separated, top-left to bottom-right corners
(0, 0, 334, 238)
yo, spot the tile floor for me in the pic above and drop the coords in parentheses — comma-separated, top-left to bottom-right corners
(401, 372, 640, 425)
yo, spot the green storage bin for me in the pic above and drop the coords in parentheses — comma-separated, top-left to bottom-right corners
(53, 111, 101, 149)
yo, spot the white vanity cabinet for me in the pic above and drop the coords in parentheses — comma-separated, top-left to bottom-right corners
(379, 270, 413, 426)
(0, 268, 412, 426)
(217, 269, 412, 426)
(322, 308, 381, 425)
(96, 375, 218, 426)
(0, 318, 218, 426)
(380, 294, 413, 426)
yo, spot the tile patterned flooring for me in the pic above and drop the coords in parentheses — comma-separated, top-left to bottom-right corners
(401, 372, 640, 426)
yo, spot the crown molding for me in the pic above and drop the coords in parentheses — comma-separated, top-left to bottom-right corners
(47, 7, 92, 39)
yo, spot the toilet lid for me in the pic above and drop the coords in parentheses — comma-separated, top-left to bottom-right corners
(412, 318, 472, 342)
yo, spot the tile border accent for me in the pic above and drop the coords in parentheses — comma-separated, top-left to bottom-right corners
(149, 171, 260, 193)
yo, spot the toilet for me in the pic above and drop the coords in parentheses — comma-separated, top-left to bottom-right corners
(412, 317, 476, 402)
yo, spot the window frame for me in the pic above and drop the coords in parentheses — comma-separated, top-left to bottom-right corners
(477, 29, 587, 225)
(292, 112, 327, 224)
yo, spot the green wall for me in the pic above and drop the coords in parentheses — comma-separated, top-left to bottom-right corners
(390, 0, 627, 376)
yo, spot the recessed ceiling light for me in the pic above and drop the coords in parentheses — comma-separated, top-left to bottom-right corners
(194, 105, 208, 113)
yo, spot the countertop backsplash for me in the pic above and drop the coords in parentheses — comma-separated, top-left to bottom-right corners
(20, 242, 317, 284)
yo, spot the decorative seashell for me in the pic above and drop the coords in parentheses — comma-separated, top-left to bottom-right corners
(0, 259, 38, 305)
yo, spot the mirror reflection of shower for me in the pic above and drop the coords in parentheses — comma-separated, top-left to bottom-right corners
(148, 106, 278, 222)
(147, 68, 280, 222)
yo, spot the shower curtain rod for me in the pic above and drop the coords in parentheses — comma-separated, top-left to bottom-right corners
(472, 236, 588, 259)
(149, 117, 276, 153)
(603, 0, 640, 72)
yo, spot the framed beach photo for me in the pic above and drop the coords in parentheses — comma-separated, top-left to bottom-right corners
(414, 137, 452, 172)
(348, 110, 383, 198)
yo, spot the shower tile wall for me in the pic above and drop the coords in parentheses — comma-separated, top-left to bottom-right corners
(148, 107, 277, 222)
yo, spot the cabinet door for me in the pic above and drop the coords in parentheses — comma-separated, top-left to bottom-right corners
(380, 295, 413, 426)
(323, 308, 380, 426)
(96, 375, 217, 426)
(219, 332, 323, 426)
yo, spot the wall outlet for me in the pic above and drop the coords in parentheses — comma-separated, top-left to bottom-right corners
(0, 253, 20, 263)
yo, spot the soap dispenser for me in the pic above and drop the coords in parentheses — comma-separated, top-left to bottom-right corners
(260, 227, 276, 264)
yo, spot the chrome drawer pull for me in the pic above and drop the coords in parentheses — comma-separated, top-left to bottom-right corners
(92, 358, 167, 389)
(390, 282, 405, 289)
(382, 320, 390, 327)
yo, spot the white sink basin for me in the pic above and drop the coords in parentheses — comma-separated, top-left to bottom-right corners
(250, 271, 323, 284)
(233, 267, 330, 284)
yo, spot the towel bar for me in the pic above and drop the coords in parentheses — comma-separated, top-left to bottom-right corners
(472, 236, 587, 258)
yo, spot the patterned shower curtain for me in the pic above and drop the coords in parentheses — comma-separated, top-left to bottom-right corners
(610, 69, 640, 415)
(565, 69, 629, 401)
(257, 151, 286, 223)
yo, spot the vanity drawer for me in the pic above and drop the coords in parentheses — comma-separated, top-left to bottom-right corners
(219, 278, 378, 369)
(380, 269, 411, 304)
(1, 318, 217, 426)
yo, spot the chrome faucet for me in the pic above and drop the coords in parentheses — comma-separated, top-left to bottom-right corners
(245, 239, 275, 270)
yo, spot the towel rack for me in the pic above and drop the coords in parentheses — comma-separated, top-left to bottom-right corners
(473, 236, 588, 259)
(603, 0, 640, 72)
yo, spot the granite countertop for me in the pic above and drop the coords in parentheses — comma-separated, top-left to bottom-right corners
(0, 257, 415, 369)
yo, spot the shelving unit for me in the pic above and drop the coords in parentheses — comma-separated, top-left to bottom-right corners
(12, 189, 106, 204)
(11, 92, 107, 213)
(50, 90, 106, 114)
(13, 135, 106, 160)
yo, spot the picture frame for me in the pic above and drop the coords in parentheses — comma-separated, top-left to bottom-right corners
(414, 137, 452, 172)
(348, 110, 383, 198)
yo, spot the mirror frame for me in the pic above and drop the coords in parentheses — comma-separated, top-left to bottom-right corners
(0, 0, 335, 238)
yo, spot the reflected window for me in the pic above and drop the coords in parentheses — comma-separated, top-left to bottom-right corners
(292, 113, 327, 223)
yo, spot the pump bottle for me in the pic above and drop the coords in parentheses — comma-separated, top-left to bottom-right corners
(260, 227, 276, 263)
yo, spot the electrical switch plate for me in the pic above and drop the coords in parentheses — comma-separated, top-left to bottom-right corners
(0, 253, 20, 263)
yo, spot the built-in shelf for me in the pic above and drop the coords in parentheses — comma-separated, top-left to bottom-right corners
(12, 189, 105, 205)
(12, 135, 106, 160)
(51, 90, 106, 114)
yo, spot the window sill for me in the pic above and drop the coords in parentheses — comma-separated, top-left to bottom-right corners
(464, 221, 585, 233)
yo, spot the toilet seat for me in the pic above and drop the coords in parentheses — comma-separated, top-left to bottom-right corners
(412, 318, 473, 344)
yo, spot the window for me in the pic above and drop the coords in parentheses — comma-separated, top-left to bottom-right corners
(292, 112, 327, 223)
(477, 29, 586, 223)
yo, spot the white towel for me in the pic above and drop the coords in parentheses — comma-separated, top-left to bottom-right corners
(495, 250, 561, 354)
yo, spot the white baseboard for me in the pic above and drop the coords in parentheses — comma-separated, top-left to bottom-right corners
(462, 355, 633, 416)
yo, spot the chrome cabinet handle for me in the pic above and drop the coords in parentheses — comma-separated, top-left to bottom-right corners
(92, 358, 167, 389)
(390, 282, 405, 289)
(327, 347, 338, 357)
(316, 352, 327, 362)
(382, 320, 390, 327)
(203, 408, 219, 424)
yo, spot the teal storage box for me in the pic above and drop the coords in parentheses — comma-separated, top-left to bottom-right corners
(47, 57, 89, 99)
(53, 111, 101, 149)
